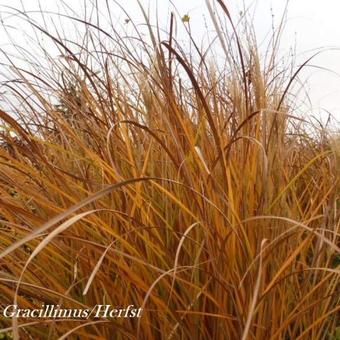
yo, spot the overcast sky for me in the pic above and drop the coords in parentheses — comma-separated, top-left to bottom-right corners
(0, 0, 340, 124)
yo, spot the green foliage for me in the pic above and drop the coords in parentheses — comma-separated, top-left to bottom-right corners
(330, 326, 340, 340)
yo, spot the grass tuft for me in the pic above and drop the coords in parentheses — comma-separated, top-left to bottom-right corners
(0, 1, 339, 339)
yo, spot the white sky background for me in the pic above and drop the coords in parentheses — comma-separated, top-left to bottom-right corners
(0, 0, 340, 126)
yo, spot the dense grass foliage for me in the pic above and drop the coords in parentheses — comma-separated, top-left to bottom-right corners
(0, 1, 339, 339)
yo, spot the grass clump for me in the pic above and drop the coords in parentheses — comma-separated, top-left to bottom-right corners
(0, 1, 339, 339)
